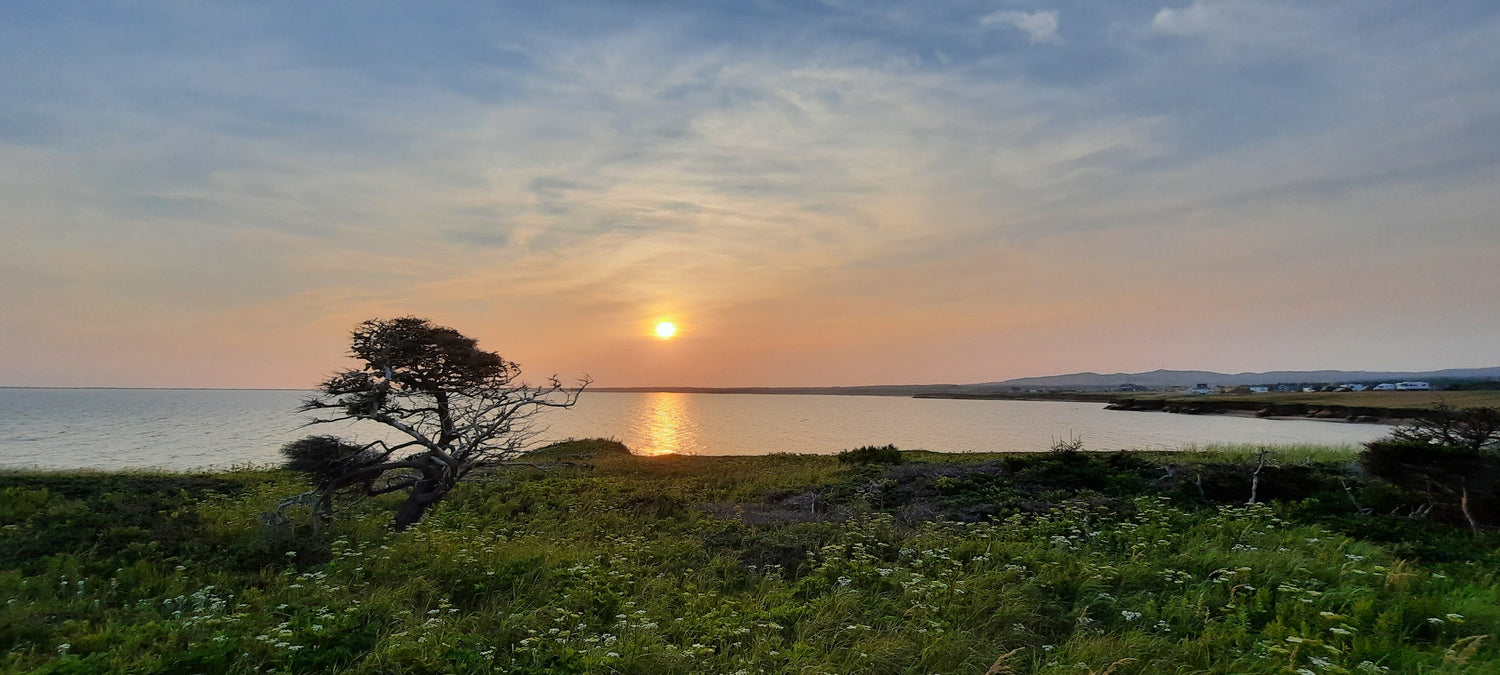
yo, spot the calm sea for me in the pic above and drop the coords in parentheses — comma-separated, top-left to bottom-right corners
(0, 388, 1391, 470)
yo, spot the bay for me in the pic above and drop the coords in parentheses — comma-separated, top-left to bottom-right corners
(0, 388, 1391, 470)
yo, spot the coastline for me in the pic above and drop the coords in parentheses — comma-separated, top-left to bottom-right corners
(1100, 397, 1422, 424)
(911, 392, 1407, 425)
(1118, 407, 1395, 425)
(918, 390, 1500, 424)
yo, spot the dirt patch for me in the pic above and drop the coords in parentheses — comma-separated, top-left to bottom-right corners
(700, 490, 850, 525)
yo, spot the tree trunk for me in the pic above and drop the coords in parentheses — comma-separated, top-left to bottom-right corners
(393, 465, 451, 531)
(393, 479, 447, 531)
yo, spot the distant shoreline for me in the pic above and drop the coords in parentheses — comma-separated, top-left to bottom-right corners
(501, 386, 1495, 425)
(1027, 390, 1494, 424)
(590, 385, 963, 396)
(0, 386, 310, 392)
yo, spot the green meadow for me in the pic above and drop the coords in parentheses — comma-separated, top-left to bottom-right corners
(3, 441, 1497, 674)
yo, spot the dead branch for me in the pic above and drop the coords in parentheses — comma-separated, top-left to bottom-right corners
(1248, 447, 1274, 504)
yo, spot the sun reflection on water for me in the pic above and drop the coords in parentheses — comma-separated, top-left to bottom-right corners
(636, 392, 693, 456)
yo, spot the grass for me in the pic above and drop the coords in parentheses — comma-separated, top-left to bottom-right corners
(1167, 443, 1365, 464)
(2, 440, 1497, 674)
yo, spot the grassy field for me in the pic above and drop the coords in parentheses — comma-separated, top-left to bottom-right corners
(2, 441, 1497, 674)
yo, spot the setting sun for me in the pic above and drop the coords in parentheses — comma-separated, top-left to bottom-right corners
(655, 321, 676, 338)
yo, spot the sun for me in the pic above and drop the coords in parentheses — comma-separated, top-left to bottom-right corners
(654, 321, 677, 338)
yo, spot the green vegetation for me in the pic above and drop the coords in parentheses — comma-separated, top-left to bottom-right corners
(3, 439, 1498, 674)
(836, 444, 904, 465)
(1360, 408, 1500, 534)
(1169, 443, 1363, 464)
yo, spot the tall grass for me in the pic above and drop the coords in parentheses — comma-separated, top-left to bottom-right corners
(1169, 443, 1364, 464)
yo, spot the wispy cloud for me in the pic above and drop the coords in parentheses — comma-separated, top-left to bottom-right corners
(981, 9, 1062, 44)
(2, 1, 1499, 386)
(1151, 1, 1219, 35)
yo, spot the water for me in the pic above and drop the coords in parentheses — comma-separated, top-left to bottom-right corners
(0, 388, 1392, 470)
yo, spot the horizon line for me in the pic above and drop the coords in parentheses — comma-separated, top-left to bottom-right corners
(6, 362, 1498, 394)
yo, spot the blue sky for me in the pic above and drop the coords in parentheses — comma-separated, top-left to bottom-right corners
(2, 1, 1499, 387)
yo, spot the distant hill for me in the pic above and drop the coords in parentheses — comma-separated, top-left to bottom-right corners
(990, 367, 1500, 389)
(593, 367, 1500, 396)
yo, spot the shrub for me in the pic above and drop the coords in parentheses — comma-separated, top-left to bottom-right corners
(836, 444, 903, 465)
(1360, 407, 1500, 531)
(1389, 405, 1500, 453)
(281, 436, 383, 489)
(1048, 434, 1085, 455)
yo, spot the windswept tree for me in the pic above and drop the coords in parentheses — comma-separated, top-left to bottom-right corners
(282, 317, 589, 530)
(1361, 406, 1500, 533)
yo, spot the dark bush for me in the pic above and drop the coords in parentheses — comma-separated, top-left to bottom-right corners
(1360, 408, 1500, 531)
(281, 435, 383, 488)
(837, 444, 904, 465)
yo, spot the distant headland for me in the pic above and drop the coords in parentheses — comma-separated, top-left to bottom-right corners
(595, 366, 1500, 396)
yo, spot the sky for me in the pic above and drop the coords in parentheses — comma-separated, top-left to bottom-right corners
(2, 1, 1499, 389)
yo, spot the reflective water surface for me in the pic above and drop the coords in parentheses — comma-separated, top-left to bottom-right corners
(0, 389, 1392, 470)
(548, 392, 1391, 457)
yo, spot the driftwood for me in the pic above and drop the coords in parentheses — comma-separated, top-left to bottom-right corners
(261, 490, 328, 533)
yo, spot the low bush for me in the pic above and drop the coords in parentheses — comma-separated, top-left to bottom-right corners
(1359, 407, 1500, 531)
(836, 444, 904, 465)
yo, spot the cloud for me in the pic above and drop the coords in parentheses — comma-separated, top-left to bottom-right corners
(2, 1, 1500, 386)
(980, 9, 1061, 44)
(1147, 0, 1316, 50)
(1151, 1, 1216, 35)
